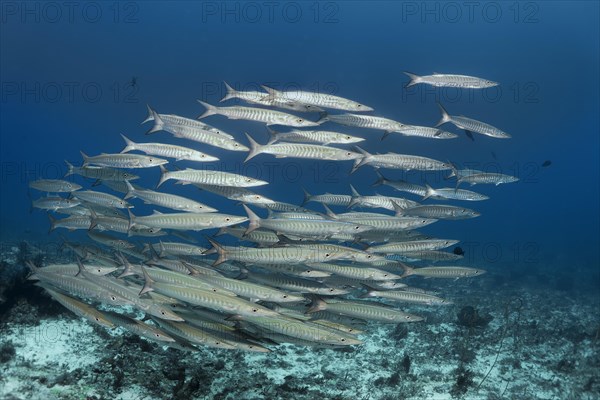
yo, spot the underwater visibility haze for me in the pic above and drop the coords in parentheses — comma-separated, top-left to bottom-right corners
(0, 2, 599, 399)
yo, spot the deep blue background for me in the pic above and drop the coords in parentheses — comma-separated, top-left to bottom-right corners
(1, 2, 598, 277)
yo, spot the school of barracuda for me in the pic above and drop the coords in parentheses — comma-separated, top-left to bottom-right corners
(27, 72, 517, 352)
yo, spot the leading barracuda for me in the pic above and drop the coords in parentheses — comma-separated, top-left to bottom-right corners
(436, 103, 511, 139)
(244, 133, 363, 162)
(403, 72, 498, 89)
(197, 101, 320, 127)
(260, 85, 374, 112)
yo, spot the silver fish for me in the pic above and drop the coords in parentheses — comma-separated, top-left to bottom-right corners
(404, 72, 498, 89)
(436, 104, 511, 139)
(198, 101, 320, 127)
(29, 179, 82, 193)
(245, 134, 362, 162)
(80, 151, 169, 169)
(120, 134, 218, 162)
(261, 85, 374, 112)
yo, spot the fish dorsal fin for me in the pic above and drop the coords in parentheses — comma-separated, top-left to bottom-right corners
(151, 210, 163, 215)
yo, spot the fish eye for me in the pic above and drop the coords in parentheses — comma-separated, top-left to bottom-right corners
(354, 226, 360, 230)
(201, 154, 205, 158)
(325, 253, 330, 258)
(283, 295, 288, 299)
(405, 316, 411, 319)
(346, 136, 351, 139)
(296, 119, 304, 123)
(95, 317, 100, 322)
(245, 178, 251, 182)
(161, 311, 166, 315)
(252, 308, 258, 312)
(341, 338, 346, 342)
(346, 152, 352, 156)
(226, 217, 231, 221)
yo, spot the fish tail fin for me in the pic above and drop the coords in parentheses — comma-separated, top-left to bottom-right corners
(391, 200, 406, 216)
(75, 256, 88, 277)
(205, 237, 228, 266)
(306, 296, 328, 314)
(88, 209, 99, 231)
(197, 100, 218, 119)
(64, 160, 74, 177)
(242, 204, 261, 235)
(435, 103, 451, 127)
(220, 81, 238, 102)
(399, 264, 415, 279)
(142, 104, 155, 124)
(422, 183, 434, 201)
(120, 134, 136, 153)
(214, 227, 227, 237)
(358, 284, 377, 298)
(156, 165, 169, 188)
(47, 213, 57, 233)
(259, 84, 280, 102)
(123, 180, 136, 200)
(445, 160, 458, 180)
(348, 184, 361, 209)
(244, 133, 264, 163)
(79, 151, 90, 166)
(127, 209, 137, 233)
(146, 107, 165, 135)
(321, 204, 337, 219)
(301, 187, 311, 206)
(372, 170, 386, 187)
(316, 111, 329, 125)
(139, 266, 155, 295)
(403, 71, 421, 88)
(350, 146, 371, 174)
(266, 126, 279, 145)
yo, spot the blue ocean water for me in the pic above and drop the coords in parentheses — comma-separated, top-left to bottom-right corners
(0, 2, 599, 399)
(2, 1, 598, 272)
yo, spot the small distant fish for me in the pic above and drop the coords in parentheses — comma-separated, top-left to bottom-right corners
(453, 247, 465, 256)
(542, 160, 552, 167)
(403, 72, 498, 89)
